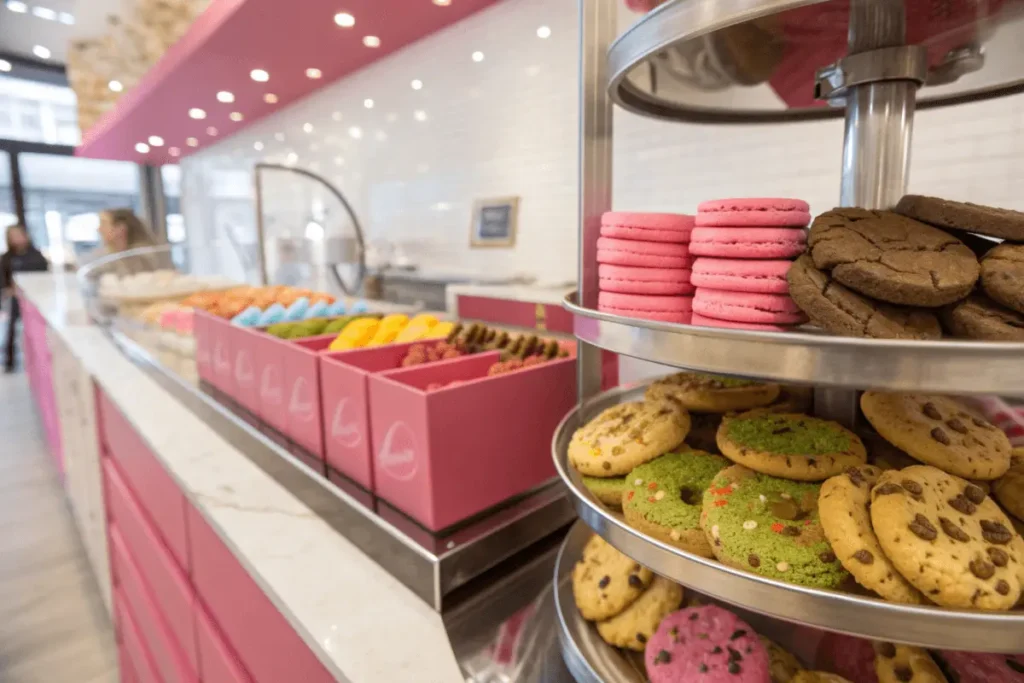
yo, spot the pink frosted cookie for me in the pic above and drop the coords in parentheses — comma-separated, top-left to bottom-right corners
(598, 291, 692, 323)
(690, 227, 807, 259)
(932, 651, 1024, 683)
(599, 264, 693, 295)
(597, 236, 692, 269)
(645, 605, 770, 683)
(696, 198, 811, 227)
(693, 289, 808, 325)
(690, 313, 793, 332)
(815, 632, 879, 683)
(601, 212, 695, 243)
(691, 258, 792, 294)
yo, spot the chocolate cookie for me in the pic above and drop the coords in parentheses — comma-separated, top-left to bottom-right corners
(942, 293, 1024, 341)
(572, 534, 654, 620)
(569, 400, 691, 476)
(895, 194, 1024, 242)
(981, 243, 1024, 314)
(646, 372, 780, 413)
(860, 392, 1012, 480)
(788, 255, 942, 339)
(873, 643, 948, 683)
(808, 208, 979, 307)
(870, 465, 1023, 610)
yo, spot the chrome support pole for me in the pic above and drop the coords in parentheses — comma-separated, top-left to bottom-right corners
(576, 0, 618, 401)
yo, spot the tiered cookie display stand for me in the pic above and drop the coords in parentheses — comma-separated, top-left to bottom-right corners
(555, 0, 1024, 678)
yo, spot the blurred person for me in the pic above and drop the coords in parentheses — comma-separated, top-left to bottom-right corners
(90, 208, 172, 275)
(1, 224, 49, 372)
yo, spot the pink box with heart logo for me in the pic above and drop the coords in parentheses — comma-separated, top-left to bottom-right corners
(319, 340, 450, 490)
(193, 309, 214, 384)
(228, 324, 263, 416)
(279, 335, 336, 458)
(368, 350, 577, 531)
(194, 311, 236, 396)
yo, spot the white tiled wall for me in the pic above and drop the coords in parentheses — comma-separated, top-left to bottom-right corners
(180, 0, 1024, 286)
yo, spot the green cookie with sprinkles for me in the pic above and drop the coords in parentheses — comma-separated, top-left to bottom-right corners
(700, 464, 849, 589)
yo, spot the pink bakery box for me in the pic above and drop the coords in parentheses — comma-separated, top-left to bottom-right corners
(194, 311, 235, 396)
(368, 349, 577, 531)
(193, 309, 214, 385)
(319, 339, 451, 491)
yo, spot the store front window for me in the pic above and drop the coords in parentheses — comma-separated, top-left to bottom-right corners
(0, 151, 14, 247)
(0, 75, 80, 146)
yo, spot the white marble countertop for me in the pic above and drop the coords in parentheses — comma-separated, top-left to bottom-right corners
(15, 272, 464, 683)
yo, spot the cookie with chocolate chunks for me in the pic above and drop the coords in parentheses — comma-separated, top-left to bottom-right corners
(873, 642, 948, 683)
(571, 534, 654, 621)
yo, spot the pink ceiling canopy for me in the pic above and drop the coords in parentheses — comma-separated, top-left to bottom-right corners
(76, 0, 500, 164)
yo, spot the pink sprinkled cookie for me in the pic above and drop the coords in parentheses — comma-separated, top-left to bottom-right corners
(645, 605, 771, 683)
(932, 650, 1024, 683)
(598, 291, 693, 323)
(691, 258, 792, 294)
(601, 212, 695, 243)
(693, 289, 807, 325)
(690, 228, 807, 259)
(696, 198, 811, 227)
(690, 313, 793, 332)
(599, 264, 694, 295)
(597, 236, 692, 268)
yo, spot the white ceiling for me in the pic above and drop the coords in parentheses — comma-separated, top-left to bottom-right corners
(0, 0, 127, 66)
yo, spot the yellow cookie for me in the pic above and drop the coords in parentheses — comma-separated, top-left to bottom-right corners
(646, 372, 780, 413)
(595, 576, 684, 651)
(568, 401, 690, 476)
(873, 642, 948, 683)
(993, 448, 1024, 522)
(572, 534, 653, 621)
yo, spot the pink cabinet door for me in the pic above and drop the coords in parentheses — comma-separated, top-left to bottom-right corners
(116, 590, 162, 683)
(195, 601, 253, 683)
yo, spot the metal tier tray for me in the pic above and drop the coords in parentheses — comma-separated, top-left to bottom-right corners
(609, 0, 1024, 123)
(552, 383, 1024, 653)
(565, 292, 1024, 396)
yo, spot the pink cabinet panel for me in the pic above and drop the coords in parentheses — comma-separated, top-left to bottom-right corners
(196, 602, 253, 683)
(119, 646, 137, 683)
(104, 459, 197, 672)
(116, 590, 162, 683)
(186, 507, 335, 683)
(98, 391, 190, 569)
(110, 526, 198, 683)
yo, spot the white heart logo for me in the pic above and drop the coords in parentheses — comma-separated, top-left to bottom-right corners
(377, 421, 418, 481)
(214, 341, 229, 374)
(235, 350, 254, 388)
(330, 398, 362, 448)
(261, 365, 282, 405)
(289, 377, 315, 422)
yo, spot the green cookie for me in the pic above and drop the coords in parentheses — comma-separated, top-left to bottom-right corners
(266, 322, 295, 339)
(323, 316, 355, 334)
(581, 475, 627, 509)
(623, 449, 729, 557)
(701, 464, 849, 589)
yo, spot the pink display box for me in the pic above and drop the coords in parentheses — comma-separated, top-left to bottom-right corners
(319, 340, 448, 491)
(368, 351, 576, 531)
(227, 324, 263, 417)
(279, 335, 335, 457)
(193, 309, 213, 384)
(194, 311, 235, 396)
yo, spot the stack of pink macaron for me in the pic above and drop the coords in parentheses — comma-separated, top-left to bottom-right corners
(689, 198, 811, 331)
(595, 212, 696, 323)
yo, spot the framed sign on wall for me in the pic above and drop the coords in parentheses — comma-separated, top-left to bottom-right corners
(470, 196, 519, 248)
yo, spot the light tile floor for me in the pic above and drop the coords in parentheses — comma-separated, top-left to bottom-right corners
(0, 368, 119, 683)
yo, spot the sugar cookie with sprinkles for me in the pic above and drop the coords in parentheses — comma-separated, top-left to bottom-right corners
(568, 400, 691, 476)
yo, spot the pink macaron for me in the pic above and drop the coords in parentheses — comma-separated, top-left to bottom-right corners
(597, 236, 692, 269)
(690, 258, 792, 294)
(598, 291, 693, 324)
(690, 313, 794, 332)
(599, 264, 693, 295)
(693, 289, 807, 325)
(696, 198, 811, 227)
(689, 227, 806, 259)
(600, 212, 695, 243)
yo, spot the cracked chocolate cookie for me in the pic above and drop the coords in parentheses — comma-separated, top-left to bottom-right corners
(819, 465, 926, 603)
(646, 371, 781, 413)
(941, 293, 1024, 341)
(873, 642, 948, 683)
(788, 255, 942, 339)
(717, 410, 867, 481)
(895, 194, 1024, 242)
(808, 208, 979, 307)
(870, 465, 1023, 610)
(860, 392, 1012, 480)
(572, 534, 654, 620)
(569, 400, 690, 476)
(981, 243, 1024, 314)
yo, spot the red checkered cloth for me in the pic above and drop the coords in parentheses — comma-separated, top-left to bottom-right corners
(959, 396, 1024, 446)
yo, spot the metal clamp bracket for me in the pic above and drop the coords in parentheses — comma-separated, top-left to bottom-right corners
(815, 45, 928, 105)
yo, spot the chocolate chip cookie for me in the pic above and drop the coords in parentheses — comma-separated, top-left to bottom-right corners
(761, 636, 804, 683)
(870, 465, 1023, 610)
(873, 642, 948, 683)
(569, 400, 691, 476)
(572, 534, 654, 620)
(646, 371, 781, 413)
(993, 448, 1024, 522)
(896, 194, 1024, 242)
(819, 466, 926, 603)
(808, 208, 979, 307)
(787, 255, 942, 339)
(861, 392, 1012, 480)
(980, 243, 1024, 314)
(595, 575, 684, 651)
(942, 293, 1024, 341)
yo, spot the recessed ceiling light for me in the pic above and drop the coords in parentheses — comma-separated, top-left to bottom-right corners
(363, 35, 380, 48)
(274, 132, 285, 142)
(331, 111, 342, 121)
(58, 11, 73, 24)
(189, 108, 206, 119)
(168, 147, 181, 157)
(414, 110, 427, 121)
(264, 93, 278, 104)
(348, 126, 363, 139)
(471, 51, 484, 62)
(216, 90, 234, 103)
(536, 25, 551, 38)
(32, 45, 51, 59)
(334, 12, 355, 27)
(6, 1, 27, 12)
(363, 98, 374, 109)
(306, 68, 322, 79)
(207, 126, 218, 136)
(32, 6, 56, 20)
(0, 59, 12, 72)
(229, 112, 243, 122)
(186, 137, 199, 147)
(148, 135, 164, 146)
(254, 141, 264, 151)
(303, 122, 314, 133)
(135, 142, 150, 153)
(411, 79, 423, 90)
(108, 80, 123, 92)
(334, 156, 344, 166)
(286, 151, 298, 164)
(432, 0, 451, 5)
(250, 69, 269, 82)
